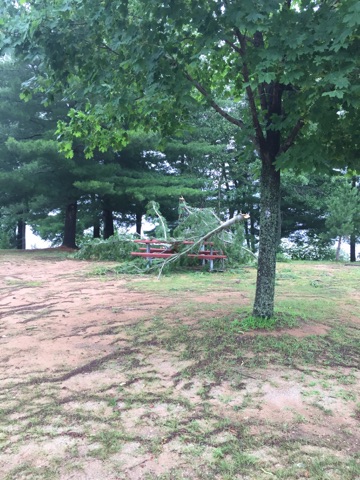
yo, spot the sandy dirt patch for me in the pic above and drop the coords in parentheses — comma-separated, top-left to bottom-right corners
(0, 251, 359, 480)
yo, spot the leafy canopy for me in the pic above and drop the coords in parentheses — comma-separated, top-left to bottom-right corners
(3, 0, 359, 166)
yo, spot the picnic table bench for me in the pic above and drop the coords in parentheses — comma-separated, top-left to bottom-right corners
(131, 239, 227, 271)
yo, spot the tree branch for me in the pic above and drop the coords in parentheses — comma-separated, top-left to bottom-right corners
(235, 29, 266, 151)
(9, 133, 44, 141)
(183, 70, 244, 129)
(157, 213, 251, 277)
(279, 119, 304, 154)
(225, 35, 268, 113)
(224, 38, 242, 55)
(258, 84, 268, 111)
(100, 43, 120, 56)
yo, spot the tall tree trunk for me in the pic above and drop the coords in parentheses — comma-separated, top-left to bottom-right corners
(251, 77, 284, 318)
(350, 177, 357, 262)
(350, 234, 356, 262)
(9, 225, 17, 249)
(244, 219, 251, 249)
(92, 193, 101, 239)
(93, 218, 101, 239)
(16, 220, 26, 250)
(249, 208, 257, 253)
(253, 158, 281, 318)
(135, 211, 142, 236)
(103, 209, 114, 239)
(62, 202, 78, 249)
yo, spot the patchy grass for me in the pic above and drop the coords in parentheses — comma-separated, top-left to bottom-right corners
(5, 279, 43, 287)
(0, 253, 359, 479)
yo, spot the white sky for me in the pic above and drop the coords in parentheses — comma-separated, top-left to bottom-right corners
(25, 218, 155, 249)
(26, 226, 51, 249)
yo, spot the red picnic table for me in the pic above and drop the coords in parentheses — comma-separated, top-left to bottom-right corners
(131, 239, 227, 271)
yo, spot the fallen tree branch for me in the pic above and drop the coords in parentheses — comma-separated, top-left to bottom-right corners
(157, 213, 250, 278)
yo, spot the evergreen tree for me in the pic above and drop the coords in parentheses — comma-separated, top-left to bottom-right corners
(281, 172, 332, 239)
(0, 57, 93, 248)
(73, 131, 207, 238)
(0, 58, 59, 248)
(324, 177, 360, 261)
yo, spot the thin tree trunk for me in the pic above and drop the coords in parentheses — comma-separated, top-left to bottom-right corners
(199, 213, 250, 242)
(91, 193, 101, 238)
(136, 211, 142, 236)
(16, 220, 26, 250)
(62, 202, 78, 249)
(9, 225, 17, 249)
(249, 211, 257, 253)
(93, 218, 101, 238)
(229, 207, 235, 219)
(244, 219, 251, 249)
(103, 209, 114, 239)
(350, 177, 357, 262)
(350, 234, 356, 262)
(336, 236, 342, 262)
(252, 158, 281, 318)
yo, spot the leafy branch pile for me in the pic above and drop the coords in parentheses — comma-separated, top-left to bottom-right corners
(74, 233, 138, 262)
(74, 199, 254, 272)
(173, 198, 255, 267)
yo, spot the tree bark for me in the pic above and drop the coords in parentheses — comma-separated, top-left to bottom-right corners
(91, 194, 101, 238)
(62, 202, 78, 249)
(16, 220, 26, 250)
(251, 78, 285, 318)
(249, 208, 257, 253)
(103, 209, 114, 239)
(252, 157, 281, 318)
(350, 234, 356, 262)
(244, 219, 251, 249)
(93, 218, 101, 239)
(136, 210, 142, 236)
(350, 176, 357, 262)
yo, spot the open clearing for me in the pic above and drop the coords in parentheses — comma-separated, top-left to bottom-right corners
(0, 250, 359, 480)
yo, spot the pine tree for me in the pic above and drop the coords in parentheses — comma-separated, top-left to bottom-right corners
(325, 178, 359, 261)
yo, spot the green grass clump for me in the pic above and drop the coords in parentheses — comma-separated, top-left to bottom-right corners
(232, 315, 278, 331)
(230, 314, 299, 332)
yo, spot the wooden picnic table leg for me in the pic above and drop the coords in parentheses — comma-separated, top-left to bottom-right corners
(201, 244, 206, 267)
(146, 243, 152, 267)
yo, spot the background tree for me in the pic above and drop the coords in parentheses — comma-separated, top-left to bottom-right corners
(280, 172, 332, 240)
(0, 56, 96, 249)
(0, 57, 62, 248)
(324, 177, 360, 261)
(349, 176, 360, 262)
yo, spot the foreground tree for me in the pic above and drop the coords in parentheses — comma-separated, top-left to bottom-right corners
(4, 0, 359, 316)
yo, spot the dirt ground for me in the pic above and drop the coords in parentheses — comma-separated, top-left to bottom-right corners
(0, 251, 359, 480)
